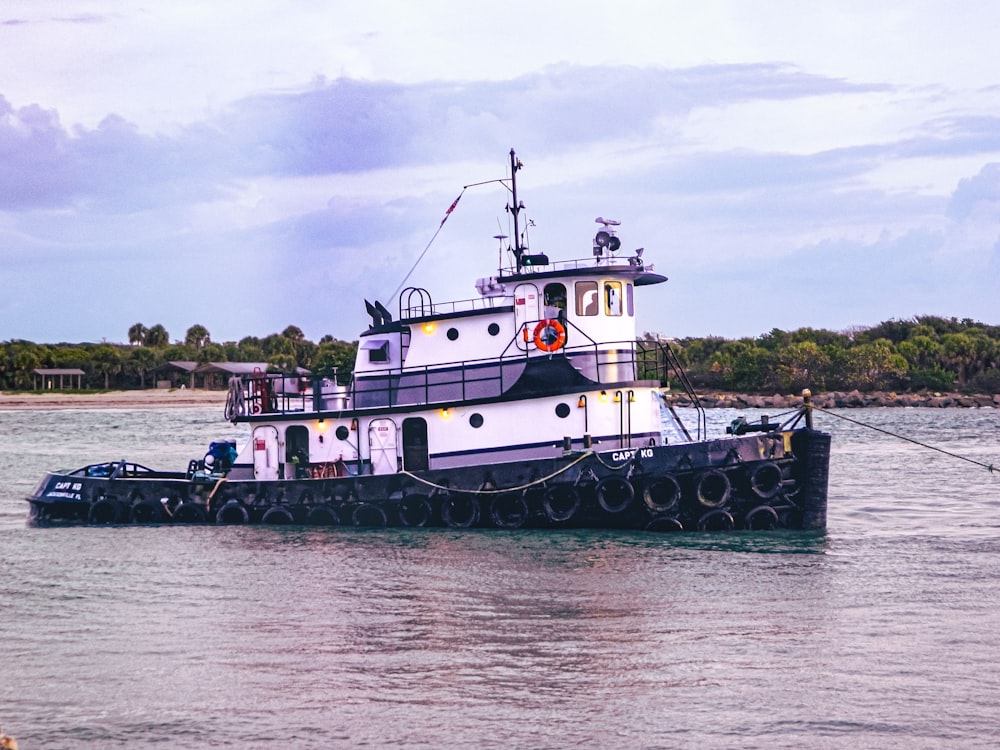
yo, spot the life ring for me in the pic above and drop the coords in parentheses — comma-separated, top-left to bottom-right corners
(532, 319, 567, 352)
(596, 476, 635, 514)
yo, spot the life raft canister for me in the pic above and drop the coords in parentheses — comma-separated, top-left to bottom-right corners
(533, 319, 567, 352)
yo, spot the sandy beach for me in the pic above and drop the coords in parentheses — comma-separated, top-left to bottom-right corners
(0, 388, 226, 410)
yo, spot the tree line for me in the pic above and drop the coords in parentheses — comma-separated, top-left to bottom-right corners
(0, 323, 358, 391)
(652, 315, 1000, 395)
(2, 315, 999, 394)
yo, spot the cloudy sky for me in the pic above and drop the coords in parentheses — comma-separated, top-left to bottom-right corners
(2, 1, 999, 345)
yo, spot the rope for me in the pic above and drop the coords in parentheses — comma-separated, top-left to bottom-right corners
(814, 405, 996, 473)
(400, 451, 595, 495)
(389, 188, 466, 302)
(207, 478, 228, 502)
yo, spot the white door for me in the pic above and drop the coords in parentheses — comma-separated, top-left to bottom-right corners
(252, 426, 280, 481)
(513, 283, 539, 351)
(368, 418, 399, 475)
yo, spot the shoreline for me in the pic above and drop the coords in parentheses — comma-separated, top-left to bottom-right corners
(664, 389, 1000, 409)
(0, 388, 226, 410)
(3, 387, 998, 411)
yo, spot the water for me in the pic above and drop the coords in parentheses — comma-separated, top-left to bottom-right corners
(2, 406, 999, 748)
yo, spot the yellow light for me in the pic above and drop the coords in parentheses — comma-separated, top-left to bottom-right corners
(578, 395, 587, 408)
(599, 390, 608, 402)
(315, 419, 328, 430)
(423, 323, 436, 334)
(440, 407, 451, 419)
(613, 391, 622, 403)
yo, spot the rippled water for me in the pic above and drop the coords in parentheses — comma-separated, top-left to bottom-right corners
(2, 406, 999, 748)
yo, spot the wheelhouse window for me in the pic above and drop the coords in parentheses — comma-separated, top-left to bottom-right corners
(543, 282, 567, 320)
(362, 339, 390, 363)
(626, 283, 634, 316)
(604, 281, 623, 316)
(575, 281, 599, 316)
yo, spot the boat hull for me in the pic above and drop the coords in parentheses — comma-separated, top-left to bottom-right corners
(27, 429, 830, 532)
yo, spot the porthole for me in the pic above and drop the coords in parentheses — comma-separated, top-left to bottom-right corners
(555, 403, 571, 418)
(487, 323, 500, 336)
(447, 327, 459, 341)
(335, 426, 349, 440)
(469, 413, 484, 428)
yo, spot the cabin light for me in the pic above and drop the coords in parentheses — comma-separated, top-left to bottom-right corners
(315, 418, 327, 430)
(577, 395, 587, 408)
(628, 390, 636, 403)
(599, 390, 608, 402)
(423, 323, 436, 334)
(440, 408, 451, 419)
(350, 418, 358, 431)
(613, 391, 622, 403)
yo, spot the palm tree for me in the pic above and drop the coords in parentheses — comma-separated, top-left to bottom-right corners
(145, 324, 169, 348)
(128, 323, 148, 347)
(185, 324, 211, 349)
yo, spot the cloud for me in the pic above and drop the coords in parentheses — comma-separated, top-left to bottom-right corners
(1, 61, 999, 342)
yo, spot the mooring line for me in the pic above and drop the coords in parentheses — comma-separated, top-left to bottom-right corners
(400, 450, 595, 495)
(814, 406, 996, 473)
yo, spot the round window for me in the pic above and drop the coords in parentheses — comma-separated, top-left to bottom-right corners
(447, 328, 459, 341)
(469, 413, 484, 428)
(555, 403, 571, 418)
(335, 425, 350, 440)
(487, 323, 500, 336)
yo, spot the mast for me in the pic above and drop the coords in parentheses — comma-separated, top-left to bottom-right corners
(508, 148, 524, 270)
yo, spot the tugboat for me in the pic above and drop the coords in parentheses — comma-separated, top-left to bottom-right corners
(27, 150, 831, 532)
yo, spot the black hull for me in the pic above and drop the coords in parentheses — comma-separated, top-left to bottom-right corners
(27, 429, 831, 533)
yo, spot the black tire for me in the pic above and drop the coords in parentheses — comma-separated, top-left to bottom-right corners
(698, 508, 734, 531)
(352, 503, 387, 527)
(442, 494, 479, 528)
(173, 502, 208, 524)
(88, 497, 121, 524)
(129, 499, 165, 524)
(216, 500, 249, 525)
(542, 485, 579, 523)
(596, 476, 635, 514)
(745, 504, 780, 530)
(749, 461, 783, 499)
(643, 475, 682, 514)
(261, 506, 295, 525)
(695, 469, 731, 509)
(306, 504, 340, 525)
(490, 492, 529, 529)
(398, 494, 432, 527)
(644, 515, 684, 532)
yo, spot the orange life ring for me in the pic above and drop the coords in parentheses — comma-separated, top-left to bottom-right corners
(533, 319, 567, 352)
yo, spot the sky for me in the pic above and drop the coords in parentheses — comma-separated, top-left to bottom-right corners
(2, 1, 999, 345)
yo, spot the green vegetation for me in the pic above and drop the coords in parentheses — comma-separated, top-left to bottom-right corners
(1, 323, 358, 391)
(650, 315, 1000, 395)
(3, 315, 999, 394)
